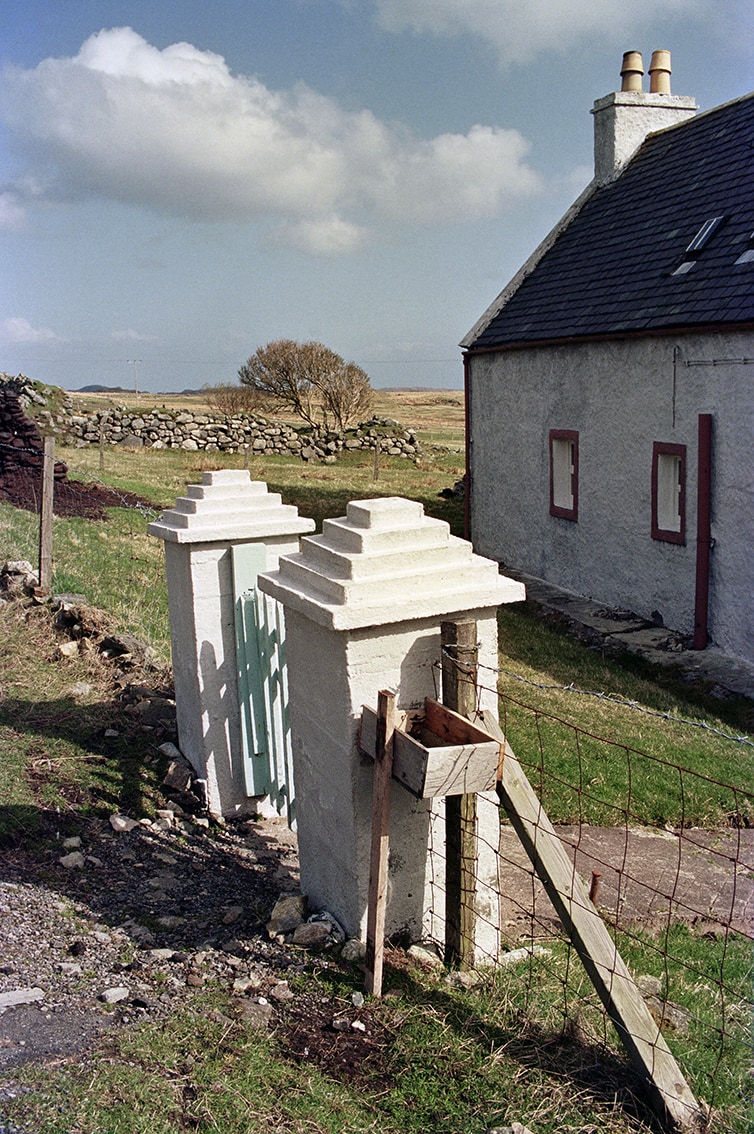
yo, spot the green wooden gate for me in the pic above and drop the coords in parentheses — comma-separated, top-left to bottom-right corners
(232, 545, 295, 826)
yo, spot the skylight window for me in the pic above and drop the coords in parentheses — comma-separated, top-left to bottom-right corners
(735, 231, 754, 265)
(671, 216, 727, 276)
(685, 216, 725, 253)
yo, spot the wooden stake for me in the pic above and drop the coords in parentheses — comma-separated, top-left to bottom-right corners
(364, 689, 396, 996)
(38, 434, 55, 593)
(478, 710, 703, 1133)
(441, 620, 478, 970)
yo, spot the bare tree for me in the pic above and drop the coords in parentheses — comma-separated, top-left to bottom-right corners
(238, 340, 373, 429)
(320, 359, 374, 431)
(202, 383, 269, 415)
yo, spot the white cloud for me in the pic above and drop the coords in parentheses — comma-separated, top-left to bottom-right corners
(0, 317, 57, 343)
(111, 328, 157, 342)
(374, 0, 712, 66)
(269, 216, 370, 256)
(0, 27, 541, 252)
(0, 190, 27, 231)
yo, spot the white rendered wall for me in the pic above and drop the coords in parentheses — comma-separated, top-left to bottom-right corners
(259, 497, 525, 958)
(149, 471, 314, 817)
(162, 534, 302, 817)
(591, 91, 697, 185)
(468, 332, 754, 665)
(283, 608, 502, 950)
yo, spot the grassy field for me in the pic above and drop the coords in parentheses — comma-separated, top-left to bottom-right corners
(1, 390, 752, 1132)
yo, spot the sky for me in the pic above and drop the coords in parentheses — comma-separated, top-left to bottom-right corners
(1, 1, 752, 393)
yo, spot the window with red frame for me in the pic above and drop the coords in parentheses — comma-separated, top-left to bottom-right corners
(549, 430, 578, 520)
(651, 442, 686, 544)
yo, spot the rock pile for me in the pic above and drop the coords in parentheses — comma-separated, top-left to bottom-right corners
(0, 377, 69, 498)
(64, 408, 421, 461)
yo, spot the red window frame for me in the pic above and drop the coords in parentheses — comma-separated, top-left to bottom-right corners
(549, 429, 579, 521)
(651, 442, 686, 544)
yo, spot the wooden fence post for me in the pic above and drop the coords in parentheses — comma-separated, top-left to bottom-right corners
(38, 434, 55, 593)
(441, 619, 478, 970)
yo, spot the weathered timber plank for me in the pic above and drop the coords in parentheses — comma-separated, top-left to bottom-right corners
(424, 698, 499, 747)
(478, 710, 703, 1132)
(359, 704, 499, 798)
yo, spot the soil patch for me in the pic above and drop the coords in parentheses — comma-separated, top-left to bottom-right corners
(0, 468, 157, 521)
(279, 994, 393, 1089)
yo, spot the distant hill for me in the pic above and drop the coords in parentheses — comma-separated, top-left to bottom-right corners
(71, 385, 203, 395)
(74, 384, 128, 393)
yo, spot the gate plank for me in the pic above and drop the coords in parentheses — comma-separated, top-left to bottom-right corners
(232, 544, 272, 799)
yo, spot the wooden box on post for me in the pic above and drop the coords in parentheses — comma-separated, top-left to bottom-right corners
(359, 698, 502, 798)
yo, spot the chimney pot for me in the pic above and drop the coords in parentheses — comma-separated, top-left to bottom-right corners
(649, 49, 672, 94)
(620, 50, 644, 92)
(592, 50, 697, 186)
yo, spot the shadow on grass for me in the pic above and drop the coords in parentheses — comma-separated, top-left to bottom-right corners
(0, 694, 160, 847)
(305, 953, 666, 1134)
(265, 477, 465, 537)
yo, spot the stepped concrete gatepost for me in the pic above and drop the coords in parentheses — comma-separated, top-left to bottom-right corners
(257, 496, 525, 959)
(148, 470, 314, 818)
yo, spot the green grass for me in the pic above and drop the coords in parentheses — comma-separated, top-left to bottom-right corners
(0, 601, 164, 845)
(3, 929, 750, 1133)
(0, 498, 170, 658)
(496, 605, 754, 827)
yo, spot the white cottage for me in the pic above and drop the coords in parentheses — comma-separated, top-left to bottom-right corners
(462, 51, 754, 666)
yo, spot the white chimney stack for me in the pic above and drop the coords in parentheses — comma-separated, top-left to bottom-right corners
(592, 50, 697, 185)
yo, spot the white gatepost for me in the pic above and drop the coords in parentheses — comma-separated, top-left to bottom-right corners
(148, 470, 314, 818)
(258, 496, 525, 957)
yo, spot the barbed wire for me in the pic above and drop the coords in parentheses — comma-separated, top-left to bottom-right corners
(437, 646, 754, 749)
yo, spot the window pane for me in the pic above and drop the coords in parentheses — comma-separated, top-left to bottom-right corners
(656, 453, 682, 532)
(552, 438, 574, 511)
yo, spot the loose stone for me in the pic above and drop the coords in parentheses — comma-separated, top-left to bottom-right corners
(291, 923, 330, 948)
(109, 814, 140, 833)
(99, 987, 129, 1004)
(0, 988, 45, 1009)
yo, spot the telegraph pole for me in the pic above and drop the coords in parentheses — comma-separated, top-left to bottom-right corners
(127, 359, 142, 403)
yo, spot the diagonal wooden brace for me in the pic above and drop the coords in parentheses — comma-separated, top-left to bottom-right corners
(478, 710, 704, 1134)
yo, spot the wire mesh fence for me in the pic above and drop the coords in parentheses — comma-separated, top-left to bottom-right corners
(422, 654, 753, 1132)
(0, 439, 170, 657)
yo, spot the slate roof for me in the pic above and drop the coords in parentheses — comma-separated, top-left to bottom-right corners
(468, 91, 754, 351)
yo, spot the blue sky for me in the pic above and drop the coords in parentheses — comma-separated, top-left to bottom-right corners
(1, 1, 752, 392)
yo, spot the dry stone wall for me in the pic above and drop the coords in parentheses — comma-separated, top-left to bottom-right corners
(65, 408, 421, 462)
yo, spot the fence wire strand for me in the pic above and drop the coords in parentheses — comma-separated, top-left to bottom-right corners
(0, 449, 170, 658)
(422, 651, 753, 1132)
